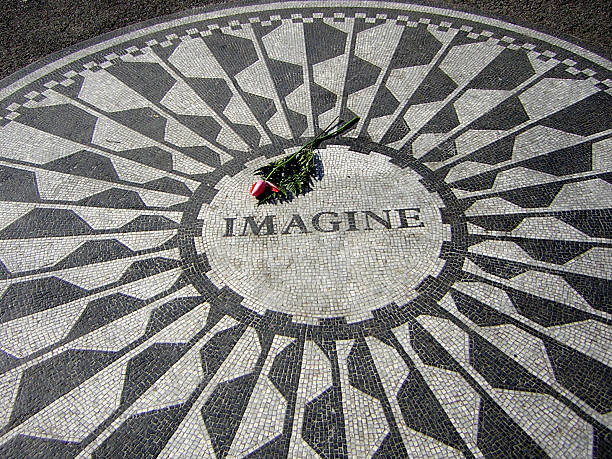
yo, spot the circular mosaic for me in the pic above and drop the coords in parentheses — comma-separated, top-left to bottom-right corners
(0, 1, 610, 458)
(192, 145, 451, 324)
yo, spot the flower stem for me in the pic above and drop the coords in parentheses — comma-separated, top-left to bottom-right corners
(263, 116, 359, 181)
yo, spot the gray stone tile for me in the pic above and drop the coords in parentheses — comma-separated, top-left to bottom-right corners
(0, 2, 609, 458)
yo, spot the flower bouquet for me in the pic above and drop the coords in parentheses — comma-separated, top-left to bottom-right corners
(250, 116, 359, 205)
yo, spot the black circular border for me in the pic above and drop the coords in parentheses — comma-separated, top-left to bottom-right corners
(178, 137, 468, 340)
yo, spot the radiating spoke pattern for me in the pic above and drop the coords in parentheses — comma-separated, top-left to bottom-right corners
(0, 1, 610, 457)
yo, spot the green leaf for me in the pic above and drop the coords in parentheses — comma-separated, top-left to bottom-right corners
(254, 116, 359, 204)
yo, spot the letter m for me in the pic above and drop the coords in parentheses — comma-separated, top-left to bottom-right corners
(241, 215, 276, 236)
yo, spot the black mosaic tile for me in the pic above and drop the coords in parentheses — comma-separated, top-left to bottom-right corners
(0, 2, 608, 457)
(0, 277, 88, 322)
(470, 95, 529, 130)
(470, 333, 548, 393)
(541, 91, 612, 136)
(0, 166, 39, 202)
(111, 107, 169, 142)
(10, 350, 116, 426)
(45, 150, 120, 181)
(477, 397, 548, 458)
(0, 435, 79, 459)
(545, 339, 612, 414)
(54, 240, 135, 268)
(107, 62, 177, 104)
(18, 105, 97, 144)
(92, 406, 184, 458)
(78, 187, 147, 209)
(302, 387, 347, 458)
(66, 294, 145, 338)
(397, 366, 467, 452)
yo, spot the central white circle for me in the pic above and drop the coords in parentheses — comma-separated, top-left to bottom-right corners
(198, 146, 449, 324)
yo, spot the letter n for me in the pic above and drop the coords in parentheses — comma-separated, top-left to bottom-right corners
(363, 210, 391, 230)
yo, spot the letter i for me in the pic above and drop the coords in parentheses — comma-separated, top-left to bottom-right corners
(224, 217, 236, 237)
(345, 211, 358, 231)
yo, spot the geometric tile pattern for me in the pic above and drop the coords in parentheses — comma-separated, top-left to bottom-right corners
(197, 146, 450, 324)
(0, 1, 610, 457)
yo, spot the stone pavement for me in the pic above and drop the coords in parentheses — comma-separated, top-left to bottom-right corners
(0, 1, 610, 457)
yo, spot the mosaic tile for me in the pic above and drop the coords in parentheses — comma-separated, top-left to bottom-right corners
(0, 1, 610, 457)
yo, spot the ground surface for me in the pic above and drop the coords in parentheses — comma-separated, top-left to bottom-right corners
(1, 0, 611, 81)
(0, 1, 610, 458)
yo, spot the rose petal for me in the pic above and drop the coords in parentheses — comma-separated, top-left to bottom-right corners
(266, 181, 280, 193)
(250, 180, 267, 197)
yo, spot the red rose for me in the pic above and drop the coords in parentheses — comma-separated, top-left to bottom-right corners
(250, 180, 266, 197)
(267, 181, 280, 193)
(250, 180, 280, 198)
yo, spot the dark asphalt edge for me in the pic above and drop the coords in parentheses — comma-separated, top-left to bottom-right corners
(434, 0, 612, 60)
(1, 0, 610, 92)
